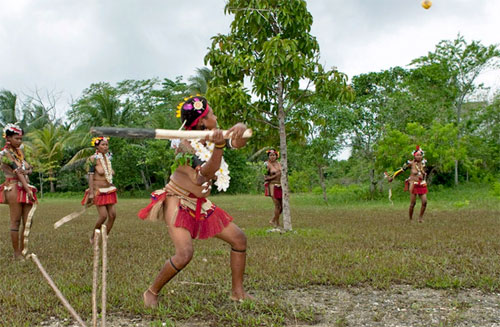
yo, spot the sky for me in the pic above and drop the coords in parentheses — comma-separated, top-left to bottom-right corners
(1, 0, 500, 117)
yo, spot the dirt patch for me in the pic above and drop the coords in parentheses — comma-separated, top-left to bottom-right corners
(286, 285, 500, 327)
(39, 285, 500, 326)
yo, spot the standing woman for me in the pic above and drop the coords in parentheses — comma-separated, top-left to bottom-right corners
(82, 137, 117, 243)
(139, 95, 252, 307)
(264, 149, 282, 227)
(0, 124, 37, 259)
(386, 145, 428, 222)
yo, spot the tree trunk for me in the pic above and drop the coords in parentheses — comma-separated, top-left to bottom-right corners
(49, 171, 55, 193)
(39, 172, 44, 198)
(369, 168, 376, 200)
(140, 169, 150, 190)
(277, 82, 292, 231)
(454, 160, 459, 186)
(318, 165, 327, 203)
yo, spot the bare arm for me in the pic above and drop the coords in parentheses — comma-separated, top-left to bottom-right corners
(199, 129, 225, 179)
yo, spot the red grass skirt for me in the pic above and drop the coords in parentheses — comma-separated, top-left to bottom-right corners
(0, 180, 38, 205)
(138, 191, 233, 239)
(174, 205, 233, 239)
(264, 182, 282, 199)
(412, 183, 428, 195)
(405, 180, 428, 195)
(81, 188, 117, 206)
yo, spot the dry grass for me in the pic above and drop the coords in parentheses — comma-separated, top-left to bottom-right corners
(1, 188, 499, 326)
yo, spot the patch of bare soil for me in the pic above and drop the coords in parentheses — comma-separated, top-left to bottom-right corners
(39, 285, 500, 327)
(286, 285, 500, 327)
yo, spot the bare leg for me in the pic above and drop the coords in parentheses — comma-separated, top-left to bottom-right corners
(269, 198, 281, 227)
(215, 222, 252, 301)
(92, 205, 108, 243)
(144, 196, 193, 308)
(104, 204, 116, 235)
(419, 194, 427, 222)
(7, 189, 23, 259)
(9, 204, 23, 258)
(409, 193, 417, 221)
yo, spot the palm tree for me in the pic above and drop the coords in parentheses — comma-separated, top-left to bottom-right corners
(68, 84, 132, 129)
(27, 124, 70, 193)
(188, 67, 212, 95)
(0, 89, 19, 126)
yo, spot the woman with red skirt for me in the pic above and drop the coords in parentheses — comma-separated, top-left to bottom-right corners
(139, 95, 252, 308)
(0, 124, 37, 260)
(264, 149, 282, 227)
(386, 145, 428, 222)
(82, 136, 117, 243)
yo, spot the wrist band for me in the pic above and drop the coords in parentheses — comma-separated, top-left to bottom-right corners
(215, 143, 226, 149)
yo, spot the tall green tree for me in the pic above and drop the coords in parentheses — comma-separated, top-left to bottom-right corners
(68, 83, 134, 129)
(188, 67, 212, 95)
(0, 90, 19, 126)
(411, 34, 500, 185)
(205, 0, 352, 230)
(27, 124, 70, 193)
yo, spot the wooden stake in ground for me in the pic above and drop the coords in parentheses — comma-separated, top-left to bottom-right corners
(29, 253, 87, 327)
(101, 225, 107, 327)
(92, 229, 101, 327)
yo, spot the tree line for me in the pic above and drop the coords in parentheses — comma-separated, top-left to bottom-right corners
(1, 1, 499, 229)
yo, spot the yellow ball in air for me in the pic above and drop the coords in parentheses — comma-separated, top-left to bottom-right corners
(421, 0, 432, 9)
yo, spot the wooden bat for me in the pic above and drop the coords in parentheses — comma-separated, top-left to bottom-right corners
(90, 127, 253, 140)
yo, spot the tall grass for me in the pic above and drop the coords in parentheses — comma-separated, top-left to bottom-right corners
(1, 184, 499, 326)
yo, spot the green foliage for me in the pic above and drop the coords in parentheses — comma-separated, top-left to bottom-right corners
(288, 170, 313, 193)
(223, 149, 262, 194)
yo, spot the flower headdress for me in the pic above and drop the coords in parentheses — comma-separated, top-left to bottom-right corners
(412, 145, 424, 157)
(2, 123, 23, 139)
(176, 95, 210, 130)
(91, 136, 109, 147)
(266, 148, 280, 158)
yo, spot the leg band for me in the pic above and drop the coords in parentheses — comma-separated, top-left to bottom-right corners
(231, 248, 246, 253)
(169, 257, 181, 273)
(147, 288, 158, 296)
(10, 229, 19, 232)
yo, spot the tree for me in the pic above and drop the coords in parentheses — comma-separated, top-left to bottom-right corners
(27, 124, 70, 193)
(188, 67, 212, 95)
(205, 0, 352, 230)
(411, 34, 500, 185)
(0, 90, 19, 126)
(302, 99, 352, 202)
(68, 83, 134, 129)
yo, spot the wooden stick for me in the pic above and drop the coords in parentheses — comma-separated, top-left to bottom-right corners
(92, 229, 101, 327)
(21, 204, 37, 257)
(30, 253, 87, 327)
(101, 225, 107, 327)
(54, 204, 92, 229)
(91, 127, 253, 140)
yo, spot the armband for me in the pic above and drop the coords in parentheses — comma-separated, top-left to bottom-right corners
(88, 164, 95, 174)
(215, 142, 226, 149)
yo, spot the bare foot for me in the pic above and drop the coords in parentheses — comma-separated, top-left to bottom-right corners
(13, 253, 25, 262)
(143, 289, 159, 308)
(230, 292, 254, 302)
(418, 219, 424, 223)
(269, 220, 278, 227)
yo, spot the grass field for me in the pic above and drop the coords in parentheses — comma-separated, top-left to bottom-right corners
(1, 184, 499, 326)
